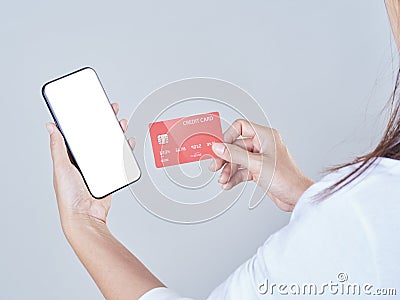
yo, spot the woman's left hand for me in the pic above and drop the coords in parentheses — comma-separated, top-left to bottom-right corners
(46, 103, 135, 229)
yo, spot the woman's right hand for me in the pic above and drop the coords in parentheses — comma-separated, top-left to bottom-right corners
(209, 119, 314, 211)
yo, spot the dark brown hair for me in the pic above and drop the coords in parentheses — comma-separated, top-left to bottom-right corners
(316, 67, 400, 199)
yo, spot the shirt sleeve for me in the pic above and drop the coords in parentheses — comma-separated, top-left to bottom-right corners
(207, 182, 378, 299)
(138, 185, 327, 300)
(205, 237, 274, 300)
(139, 287, 194, 300)
(140, 179, 375, 300)
(139, 234, 274, 300)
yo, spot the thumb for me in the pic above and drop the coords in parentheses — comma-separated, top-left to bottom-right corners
(46, 123, 71, 168)
(212, 142, 256, 170)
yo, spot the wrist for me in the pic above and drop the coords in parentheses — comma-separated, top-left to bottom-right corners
(292, 175, 314, 204)
(59, 211, 108, 241)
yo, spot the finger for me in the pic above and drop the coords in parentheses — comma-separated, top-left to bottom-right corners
(120, 118, 128, 133)
(209, 138, 253, 172)
(46, 123, 71, 169)
(208, 157, 225, 172)
(112, 103, 119, 115)
(224, 119, 257, 143)
(128, 137, 136, 150)
(219, 162, 239, 184)
(212, 142, 255, 169)
(222, 168, 252, 190)
(232, 138, 254, 152)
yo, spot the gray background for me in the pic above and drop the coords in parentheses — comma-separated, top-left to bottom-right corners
(0, 0, 397, 299)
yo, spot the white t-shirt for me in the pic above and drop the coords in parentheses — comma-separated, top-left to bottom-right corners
(140, 157, 400, 299)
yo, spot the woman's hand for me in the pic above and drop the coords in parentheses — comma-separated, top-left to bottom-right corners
(46, 103, 164, 299)
(46, 103, 135, 229)
(210, 119, 313, 211)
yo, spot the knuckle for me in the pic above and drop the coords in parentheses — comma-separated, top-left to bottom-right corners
(270, 127, 279, 136)
(234, 118, 249, 127)
(269, 127, 282, 141)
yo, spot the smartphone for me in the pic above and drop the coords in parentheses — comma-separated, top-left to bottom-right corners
(42, 67, 141, 199)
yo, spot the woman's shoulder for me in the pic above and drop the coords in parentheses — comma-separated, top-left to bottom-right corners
(258, 157, 400, 288)
(296, 157, 400, 209)
(289, 156, 400, 242)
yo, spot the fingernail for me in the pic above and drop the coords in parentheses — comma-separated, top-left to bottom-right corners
(128, 137, 136, 148)
(212, 143, 225, 155)
(222, 183, 229, 190)
(219, 173, 227, 183)
(46, 123, 53, 135)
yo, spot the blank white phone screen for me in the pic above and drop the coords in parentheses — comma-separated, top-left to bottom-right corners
(43, 67, 141, 198)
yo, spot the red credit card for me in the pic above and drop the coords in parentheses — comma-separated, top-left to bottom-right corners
(149, 112, 223, 168)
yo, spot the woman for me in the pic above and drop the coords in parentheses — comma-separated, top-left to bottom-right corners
(45, 1, 400, 299)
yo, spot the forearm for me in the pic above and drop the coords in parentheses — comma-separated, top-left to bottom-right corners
(62, 217, 163, 300)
